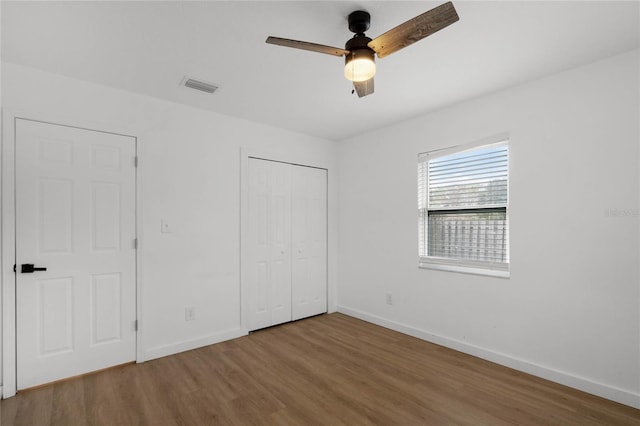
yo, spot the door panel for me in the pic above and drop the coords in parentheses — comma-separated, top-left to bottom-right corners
(38, 179, 74, 254)
(292, 166, 327, 321)
(37, 277, 73, 356)
(92, 183, 122, 251)
(90, 272, 122, 345)
(247, 158, 292, 331)
(16, 119, 136, 390)
(269, 162, 293, 326)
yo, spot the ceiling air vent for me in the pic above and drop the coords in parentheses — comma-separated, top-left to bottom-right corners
(182, 77, 218, 94)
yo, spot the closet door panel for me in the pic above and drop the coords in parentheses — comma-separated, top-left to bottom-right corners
(247, 159, 292, 331)
(292, 166, 327, 321)
(269, 161, 293, 326)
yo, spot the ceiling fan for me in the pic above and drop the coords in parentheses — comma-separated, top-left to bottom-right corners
(266, 2, 459, 98)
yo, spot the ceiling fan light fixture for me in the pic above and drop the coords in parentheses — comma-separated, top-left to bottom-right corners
(344, 49, 376, 82)
(266, 2, 459, 97)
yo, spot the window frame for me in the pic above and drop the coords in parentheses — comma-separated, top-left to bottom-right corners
(418, 135, 510, 278)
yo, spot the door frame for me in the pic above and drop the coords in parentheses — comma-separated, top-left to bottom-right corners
(239, 148, 331, 332)
(1, 112, 142, 398)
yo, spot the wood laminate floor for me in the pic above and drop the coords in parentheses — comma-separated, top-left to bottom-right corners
(2, 313, 639, 425)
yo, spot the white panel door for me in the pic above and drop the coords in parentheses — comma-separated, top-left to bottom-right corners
(15, 119, 136, 390)
(291, 166, 327, 321)
(247, 158, 292, 331)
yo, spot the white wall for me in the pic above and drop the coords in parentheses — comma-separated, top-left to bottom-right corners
(1, 62, 339, 389)
(337, 49, 640, 408)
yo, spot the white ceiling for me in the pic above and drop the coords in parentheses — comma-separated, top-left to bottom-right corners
(2, 1, 639, 141)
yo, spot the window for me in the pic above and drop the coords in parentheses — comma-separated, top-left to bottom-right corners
(418, 138, 509, 277)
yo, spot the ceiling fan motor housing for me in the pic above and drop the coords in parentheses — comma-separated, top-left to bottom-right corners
(348, 10, 371, 34)
(345, 34, 375, 63)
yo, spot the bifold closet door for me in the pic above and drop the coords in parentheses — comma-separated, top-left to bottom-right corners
(291, 165, 327, 321)
(247, 159, 292, 331)
(246, 158, 327, 332)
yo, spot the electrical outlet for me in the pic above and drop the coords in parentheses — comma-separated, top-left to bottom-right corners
(385, 293, 393, 306)
(185, 307, 195, 321)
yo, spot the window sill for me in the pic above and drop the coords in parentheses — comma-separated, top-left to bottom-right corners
(419, 260, 510, 278)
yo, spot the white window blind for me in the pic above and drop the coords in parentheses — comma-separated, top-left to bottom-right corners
(418, 141, 509, 274)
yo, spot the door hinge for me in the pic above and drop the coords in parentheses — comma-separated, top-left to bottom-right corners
(134, 156, 138, 168)
(133, 238, 138, 249)
(13, 264, 16, 273)
(134, 320, 139, 331)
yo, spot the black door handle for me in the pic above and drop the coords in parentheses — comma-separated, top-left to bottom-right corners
(21, 264, 47, 273)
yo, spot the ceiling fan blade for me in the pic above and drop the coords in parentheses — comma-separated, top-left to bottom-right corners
(266, 36, 349, 57)
(368, 1, 459, 59)
(354, 78, 374, 98)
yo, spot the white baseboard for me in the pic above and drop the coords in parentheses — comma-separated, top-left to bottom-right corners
(142, 328, 248, 362)
(337, 305, 640, 409)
